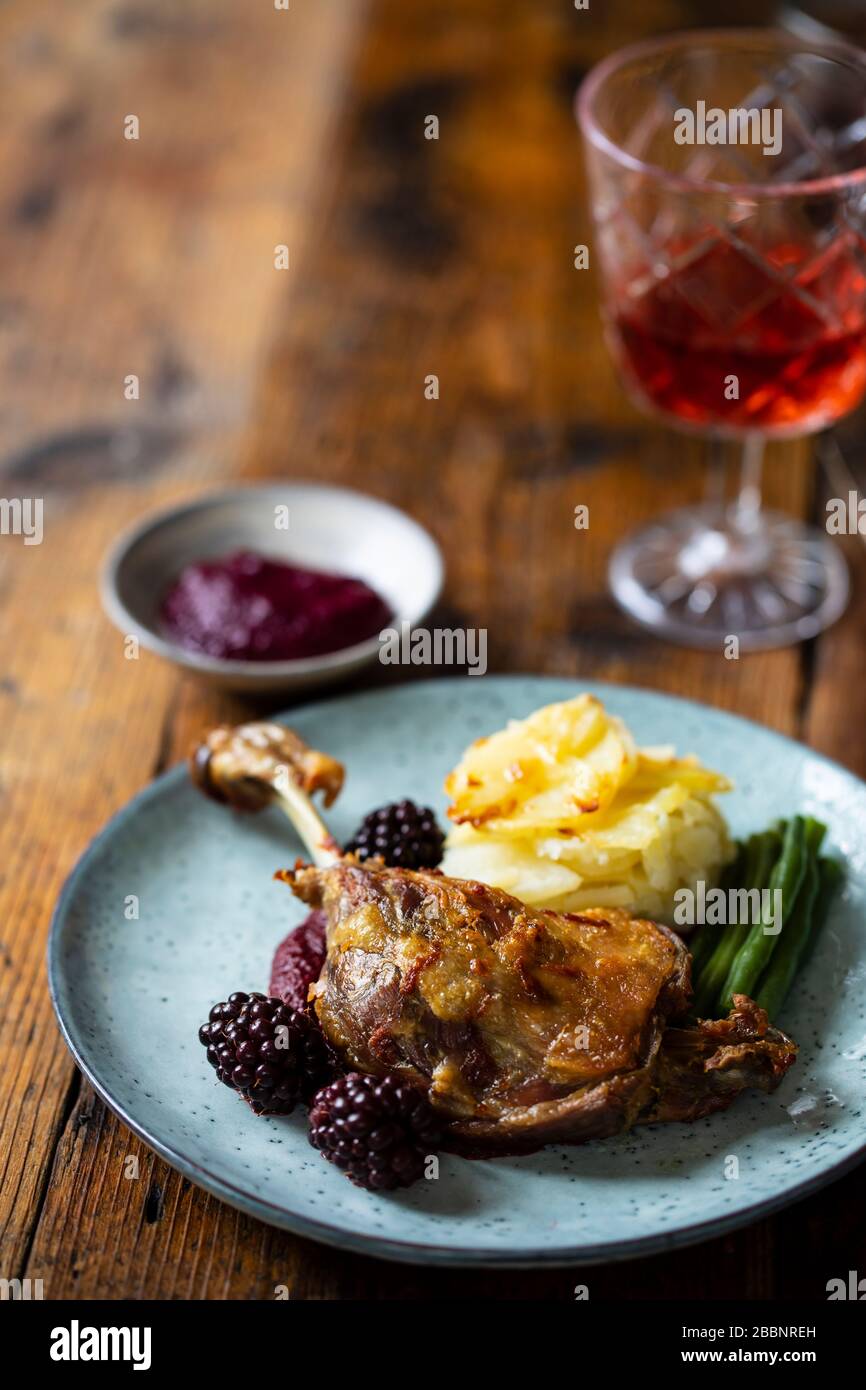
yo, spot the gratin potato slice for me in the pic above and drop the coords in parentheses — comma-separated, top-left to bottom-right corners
(445, 695, 637, 832)
(632, 750, 732, 797)
(439, 836, 584, 904)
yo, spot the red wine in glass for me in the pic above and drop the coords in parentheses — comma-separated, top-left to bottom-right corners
(612, 234, 866, 438)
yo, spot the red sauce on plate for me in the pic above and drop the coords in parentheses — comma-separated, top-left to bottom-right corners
(161, 550, 392, 662)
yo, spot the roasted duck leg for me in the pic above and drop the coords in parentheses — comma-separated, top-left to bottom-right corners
(192, 723, 797, 1154)
(287, 858, 694, 1151)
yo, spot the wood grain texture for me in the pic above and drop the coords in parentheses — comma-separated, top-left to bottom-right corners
(0, 0, 365, 1291)
(3, 0, 864, 1300)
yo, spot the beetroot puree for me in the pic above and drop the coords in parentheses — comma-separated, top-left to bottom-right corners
(161, 550, 392, 661)
(269, 909, 327, 1012)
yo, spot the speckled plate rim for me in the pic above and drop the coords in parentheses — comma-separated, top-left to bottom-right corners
(47, 676, 866, 1268)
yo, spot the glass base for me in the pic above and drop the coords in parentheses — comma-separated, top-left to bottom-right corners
(609, 504, 849, 651)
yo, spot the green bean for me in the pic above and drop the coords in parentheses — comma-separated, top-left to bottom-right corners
(692, 834, 760, 1015)
(798, 854, 844, 969)
(693, 830, 780, 1017)
(689, 843, 744, 978)
(755, 828, 824, 1019)
(790, 816, 826, 866)
(717, 815, 808, 1012)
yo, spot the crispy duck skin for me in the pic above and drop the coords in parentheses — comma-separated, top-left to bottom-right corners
(281, 859, 696, 1151)
(639, 994, 797, 1126)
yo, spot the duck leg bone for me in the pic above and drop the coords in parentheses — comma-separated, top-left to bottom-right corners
(190, 721, 343, 867)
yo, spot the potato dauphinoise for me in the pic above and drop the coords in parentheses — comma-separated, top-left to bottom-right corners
(441, 695, 731, 921)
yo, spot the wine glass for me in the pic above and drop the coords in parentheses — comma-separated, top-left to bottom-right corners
(577, 28, 866, 650)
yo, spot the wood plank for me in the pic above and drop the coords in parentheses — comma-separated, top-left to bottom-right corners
(803, 439, 866, 769)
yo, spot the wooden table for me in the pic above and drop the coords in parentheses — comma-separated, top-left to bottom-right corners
(2, 0, 864, 1300)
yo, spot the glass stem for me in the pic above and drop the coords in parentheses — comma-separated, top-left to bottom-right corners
(734, 434, 764, 531)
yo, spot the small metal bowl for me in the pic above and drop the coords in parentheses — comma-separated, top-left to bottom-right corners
(100, 484, 443, 692)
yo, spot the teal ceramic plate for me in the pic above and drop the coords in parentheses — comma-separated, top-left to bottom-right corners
(48, 678, 866, 1267)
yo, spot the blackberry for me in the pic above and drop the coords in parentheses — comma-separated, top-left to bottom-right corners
(308, 1072, 441, 1191)
(198, 992, 331, 1115)
(345, 800, 445, 869)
